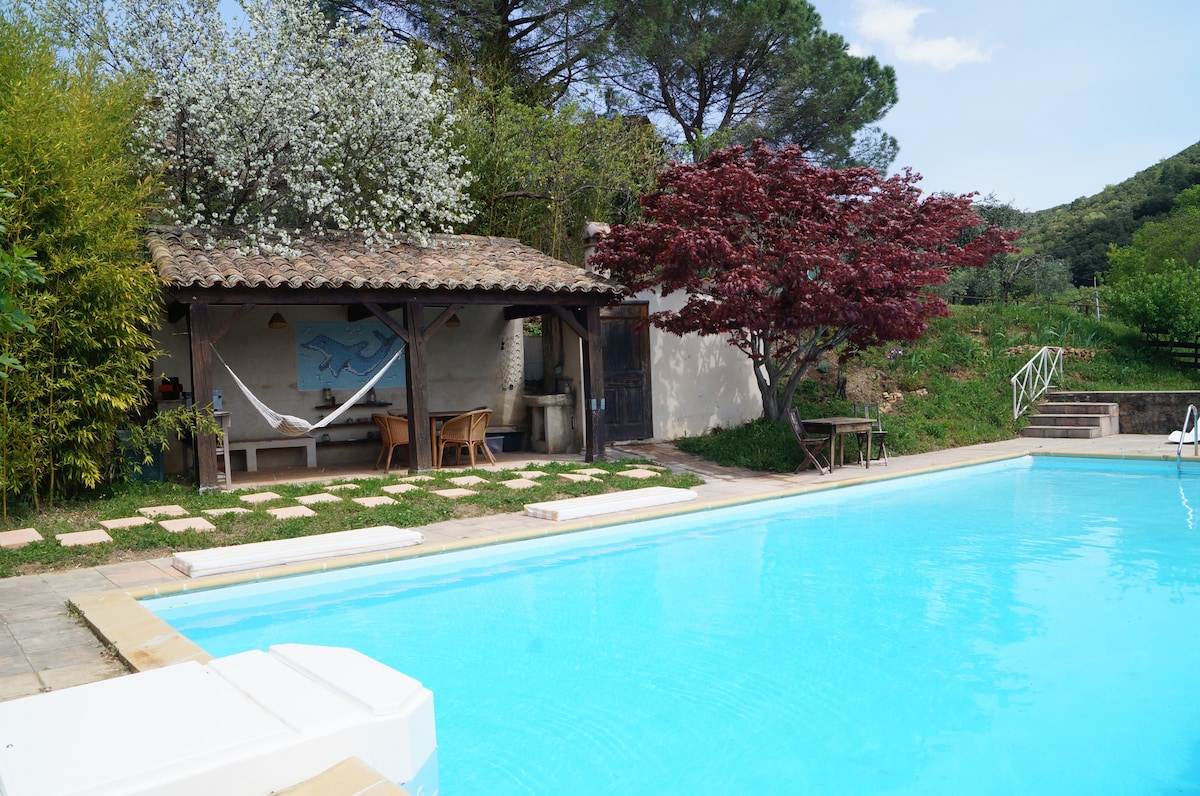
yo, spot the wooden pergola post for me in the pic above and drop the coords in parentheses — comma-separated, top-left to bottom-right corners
(187, 301, 220, 491)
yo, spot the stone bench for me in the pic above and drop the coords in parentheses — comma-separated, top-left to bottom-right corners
(228, 437, 318, 471)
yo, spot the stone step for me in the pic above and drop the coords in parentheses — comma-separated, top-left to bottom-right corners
(1026, 413, 1118, 432)
(1035, 401, 1119, 416)
(1019, 425, 1103, 439)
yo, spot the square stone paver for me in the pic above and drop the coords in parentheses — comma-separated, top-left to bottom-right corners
(159, 517, 217, 533)
(98, 516, 153, 530)
(55, 530, 113, 547)
(618, 468, 660, 479)
(267, 505, 318, 519)
(399, 475, 435, 483)
(296, 492, 342, 505)
(514, 470, 547, 479)
(559, 473, 597, 483)
(326, 483, 360, 491)
(449, 475, 488, 487)
(137, 504, 189, 518)
(430, 488, 477, 499)
(573, 468, 608, 476)
(382, 483, 421, 495)
(352, 496, 397, 508)
(500, 478, 538, 489)
(240, 491, 282, 504)
(0, 528, 42, 549)
(202, 507, 253, 517)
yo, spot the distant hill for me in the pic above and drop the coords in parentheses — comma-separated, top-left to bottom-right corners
(1015, 140, 1200, 285)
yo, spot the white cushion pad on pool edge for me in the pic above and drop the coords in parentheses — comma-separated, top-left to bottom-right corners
(524, 486, 698, 521)
(172, 525, 424, 577)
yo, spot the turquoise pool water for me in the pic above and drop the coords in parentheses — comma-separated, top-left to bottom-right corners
(149, 456, 1200, 794)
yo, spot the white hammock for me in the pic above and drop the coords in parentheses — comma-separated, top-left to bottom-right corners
(212, 345, 406, 437)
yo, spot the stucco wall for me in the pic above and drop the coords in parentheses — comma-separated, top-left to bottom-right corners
(154, 303, 525, 469)
(1049, 390, 1200, 435)
(641, 291, 762, 441)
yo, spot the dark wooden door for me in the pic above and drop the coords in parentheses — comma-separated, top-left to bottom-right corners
(601, 303, 653, 441)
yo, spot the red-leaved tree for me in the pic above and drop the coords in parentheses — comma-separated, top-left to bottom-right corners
(590, 141, 1017, 421)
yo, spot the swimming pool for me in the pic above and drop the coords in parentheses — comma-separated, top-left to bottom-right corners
(149, 455, 1200, 794)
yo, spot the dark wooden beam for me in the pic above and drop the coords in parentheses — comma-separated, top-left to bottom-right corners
(363, 302, 410, 344)
(170, 286, 620, 308)
(403, 301, 434, 471)
(503, 305, 551, 321)
(552, 304, 589, 342)
(187, 302, 220, 491)
(581, 305, 606, 462)
(210, 303, 257, 344)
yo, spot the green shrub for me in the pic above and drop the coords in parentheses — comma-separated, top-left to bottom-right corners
(0, 12, 159, 510)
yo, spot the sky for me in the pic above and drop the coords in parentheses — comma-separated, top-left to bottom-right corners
(807, 0, 1200, 211)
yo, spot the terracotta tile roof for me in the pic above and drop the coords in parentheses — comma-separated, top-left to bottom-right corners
(148, 227, 625, 297)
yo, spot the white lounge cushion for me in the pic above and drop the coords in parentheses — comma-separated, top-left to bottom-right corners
(172, 525, 423, 577)
(524, 486, 698, 521)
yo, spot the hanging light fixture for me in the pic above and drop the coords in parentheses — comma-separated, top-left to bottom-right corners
(267, 312, 288, 329)
(446, 313, 462, 328)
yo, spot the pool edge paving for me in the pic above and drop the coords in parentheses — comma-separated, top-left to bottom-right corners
(0, 433, 1185, 704)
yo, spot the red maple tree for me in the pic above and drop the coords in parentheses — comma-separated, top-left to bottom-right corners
(590, 141, 1017, 421)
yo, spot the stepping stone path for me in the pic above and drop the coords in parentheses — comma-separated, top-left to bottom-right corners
(296, 492, 342, 505)
(15, 464, 672, 549)
(159, 517, 217, 533)
(267, 505, 317, 519)
(138, 505, 189, 518)
(500, 478, 538, 489)
(99, 516, 153, 530)
(0, 528, 42, 549)
(449, 475, 487, 487)
(56, 530, 112, 547)
(202, 507, 253, 517)
(353, 496, 397, 508)
(240, 491, 282, 504)
(430, 488, 477, 499)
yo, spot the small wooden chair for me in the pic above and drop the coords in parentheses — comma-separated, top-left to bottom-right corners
(372, 413, 410, 473)
(435, 408, 496, 468)
(786, 408, 830, 475)
(853, 402, 889, 464)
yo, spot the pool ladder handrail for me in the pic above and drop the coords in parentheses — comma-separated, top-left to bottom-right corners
(1177, 403, 1198, 472)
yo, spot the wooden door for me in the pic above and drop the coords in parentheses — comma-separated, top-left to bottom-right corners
(601, 303, 653, 441)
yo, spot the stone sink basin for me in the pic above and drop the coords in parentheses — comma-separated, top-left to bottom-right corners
(524, 393, 573, 407)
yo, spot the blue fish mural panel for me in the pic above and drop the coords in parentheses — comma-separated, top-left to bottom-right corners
(296, 322, 406, 391)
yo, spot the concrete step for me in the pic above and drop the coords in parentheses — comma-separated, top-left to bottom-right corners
(1023, 401, 1120, 439)
(1019, 425, 1103, 439)
(1036, 401, 1119, 416)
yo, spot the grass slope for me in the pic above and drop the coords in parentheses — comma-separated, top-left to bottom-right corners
(677, 302, 1200, 472)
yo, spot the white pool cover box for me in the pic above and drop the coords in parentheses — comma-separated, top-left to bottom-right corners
(0, 644, 438, 796)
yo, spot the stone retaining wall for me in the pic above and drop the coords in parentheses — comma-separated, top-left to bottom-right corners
(1048, 390, 1200, 434)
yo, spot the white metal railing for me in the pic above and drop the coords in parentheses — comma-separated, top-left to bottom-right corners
(1178, 403, 1198, 472)
(1011, 346, 1064, 419)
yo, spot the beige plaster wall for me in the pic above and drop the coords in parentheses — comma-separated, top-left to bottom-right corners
(153, 303, 525, 470)
(640, 290, 762, 440)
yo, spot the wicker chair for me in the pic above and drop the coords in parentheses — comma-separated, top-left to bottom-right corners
(435, 408, 496, 467)
(372, 413, 410, 473)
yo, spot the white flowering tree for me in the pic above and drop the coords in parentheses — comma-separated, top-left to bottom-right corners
(34, 0, 474, 249)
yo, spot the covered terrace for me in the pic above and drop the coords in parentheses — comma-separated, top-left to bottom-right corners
(149, 227, 624, 491)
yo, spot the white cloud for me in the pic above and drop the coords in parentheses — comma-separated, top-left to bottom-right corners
(849, 0, 995, 71)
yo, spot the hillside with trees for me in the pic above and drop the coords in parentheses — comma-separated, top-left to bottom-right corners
(1017, 140, 1200, 286)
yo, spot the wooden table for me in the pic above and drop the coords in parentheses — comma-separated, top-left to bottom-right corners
(802, 417, 874, 469)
